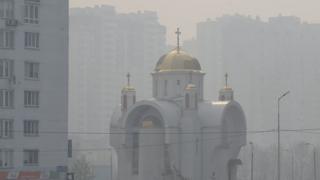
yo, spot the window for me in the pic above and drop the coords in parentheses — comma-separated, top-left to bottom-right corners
(25, 62, 39, 79)
(23, 149, 39, 166)
(122, 94, 127, 111)
(0, 89, 14, 108)
(24, 120, 39, 136)
(185, 93, 190, 108)
(0, 0, 14, 19)
(0, 29, 14, 49)
(0, 149, 13, 168)
(24, 1, 39, 24)
(0, 59, 13, 78)
(24, 32, 39, 49)
(24, 91, 39, 107)
(0, 119, 13, 138)
(164, 80, 168, 96)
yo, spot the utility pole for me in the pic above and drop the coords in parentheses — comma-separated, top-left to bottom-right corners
(108, 148, 113, 180)
(277, 91, 290, 180)
(313, 149, 317, 180)
(250, 142, 254, 180)
(291, 152, 294, 180)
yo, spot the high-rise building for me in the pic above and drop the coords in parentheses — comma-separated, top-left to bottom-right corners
(0, 0, 68, 178)
(69, 5, 166, 177)
(196, 15, 320, 144)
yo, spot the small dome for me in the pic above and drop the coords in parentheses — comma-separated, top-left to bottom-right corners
(155, 49, 201, 72)
(122, 86, 135, 92)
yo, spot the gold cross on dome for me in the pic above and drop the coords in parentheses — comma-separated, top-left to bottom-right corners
(126, 73, 131, 86)
(225, 73, 228, 88)
(175, 28, 181, 52)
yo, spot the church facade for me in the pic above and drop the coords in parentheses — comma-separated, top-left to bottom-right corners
(110, 42, 247, 180)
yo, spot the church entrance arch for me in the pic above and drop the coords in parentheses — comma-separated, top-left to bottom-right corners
(227, 159, 242, 180)
(125, 105, 166, 179)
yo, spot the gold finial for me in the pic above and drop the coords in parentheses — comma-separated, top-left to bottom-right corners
(126, 73, 131, 86)
(225, 73, 228, 88)
(175, 27, 181, 53)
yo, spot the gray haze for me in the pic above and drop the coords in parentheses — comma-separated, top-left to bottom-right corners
(68, 2, 320, 180)
(70, 0, 320, 43)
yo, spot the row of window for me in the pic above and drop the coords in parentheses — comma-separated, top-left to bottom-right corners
(0, 90, 40, 108)
(0, 30, 40, 49)
(0, 0, 40, 25)
(0, 119, 39, 138)
(0, 149, 39, 168)
(0, 59, 40, 79)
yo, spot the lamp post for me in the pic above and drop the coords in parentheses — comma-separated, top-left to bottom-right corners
(249, 142, 254, 180)
(277, 91, 290, 180)
(108, 147, 113, 180)
(305, 143, 317, 180)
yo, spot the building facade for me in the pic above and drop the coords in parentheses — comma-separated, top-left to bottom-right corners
(110, 46, 247, 180)
(0, 0, 68, 179)
(69, 6, 166, 173)
(195, 15, 320, 144)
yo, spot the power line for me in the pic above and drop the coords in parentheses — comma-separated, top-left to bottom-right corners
(6, 127, 320, 135)
(7, 129, 320, 153)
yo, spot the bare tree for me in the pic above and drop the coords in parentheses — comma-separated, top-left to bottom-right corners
(72, 156, 95, 180)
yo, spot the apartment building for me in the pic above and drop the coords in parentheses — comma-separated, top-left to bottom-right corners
(0, 0, 68, 179)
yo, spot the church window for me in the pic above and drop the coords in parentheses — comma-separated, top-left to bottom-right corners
(221, 95, 225, 101)
(176, 80, 181, 96)
(132, 132, 139, 174)
(195, 93, 198, 108)
(185, 93, 190, 108)
(133, 95, 136, 104)
(122, 94, 127, 110)
(154, 79, 158, 96)
(164, 80, 168, 96)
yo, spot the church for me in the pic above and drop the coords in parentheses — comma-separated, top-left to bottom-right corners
(110, 29, 247, 180)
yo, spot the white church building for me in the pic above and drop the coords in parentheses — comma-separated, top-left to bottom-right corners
(110, 31, 247, 180)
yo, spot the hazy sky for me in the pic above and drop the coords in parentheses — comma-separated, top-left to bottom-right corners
(70, 0, 320, 44)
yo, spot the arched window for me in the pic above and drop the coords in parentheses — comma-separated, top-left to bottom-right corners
(185, 93, 190, 108)
(122, 94, 127, 110)
(195, 93, 198, 108)
(154, 79, 158, 97)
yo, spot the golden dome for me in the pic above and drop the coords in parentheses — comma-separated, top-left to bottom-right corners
(155, 49, 201, 72)
(122, 86, 135, 92)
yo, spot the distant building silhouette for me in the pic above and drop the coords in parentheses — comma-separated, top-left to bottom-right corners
(69, 5, 166, 175)
(193, 14, 320, 144)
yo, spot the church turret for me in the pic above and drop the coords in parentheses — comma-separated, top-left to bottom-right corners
(121, 73, 136, 112)
(219, 73, 234, 101)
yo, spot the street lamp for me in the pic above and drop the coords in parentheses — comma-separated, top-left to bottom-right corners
(305, 143, 317, 180)
(249, 142, 254, 180)
(108, 147, 113, 180)
(277, 91, 290, 180)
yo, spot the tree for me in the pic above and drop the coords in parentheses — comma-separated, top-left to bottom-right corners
(72, 156, 95, 180)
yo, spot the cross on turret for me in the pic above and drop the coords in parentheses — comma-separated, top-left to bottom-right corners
(127, 73, 131, 86)
(225, 73, 228, 88)
(175, 28, 181, 53)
